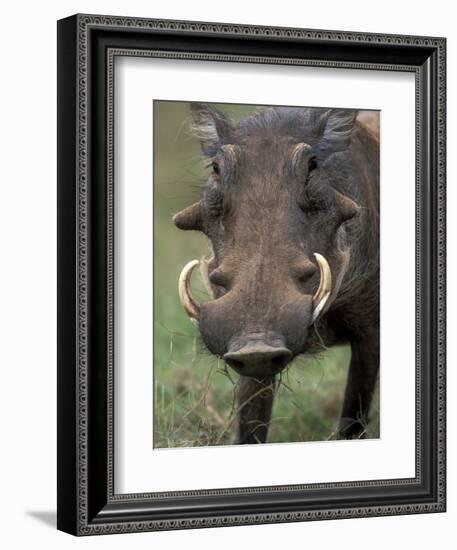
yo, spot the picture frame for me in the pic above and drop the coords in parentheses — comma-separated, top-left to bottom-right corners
(57, 13, 446, 535)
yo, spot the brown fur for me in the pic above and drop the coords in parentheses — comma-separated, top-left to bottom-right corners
(175, 104, 380, 442)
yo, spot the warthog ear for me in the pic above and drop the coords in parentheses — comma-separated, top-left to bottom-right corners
(190, 103, 234, 156)
(318, 109, 358, 155)
(173, 201, 203, 231)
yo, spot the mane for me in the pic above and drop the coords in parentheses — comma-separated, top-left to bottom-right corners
(233, 106, 326, 143)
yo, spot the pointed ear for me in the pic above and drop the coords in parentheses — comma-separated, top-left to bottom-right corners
(317, 109, 358, 155)
(190, 103, 233, 156)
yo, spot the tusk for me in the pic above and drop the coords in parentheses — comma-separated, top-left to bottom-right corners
(199, 256, 214, 298)
(178, 259, 201, 324)
(311, 253, 332, 323)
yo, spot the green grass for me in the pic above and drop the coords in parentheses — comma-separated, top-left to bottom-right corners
(153, 337, 379, 448)
(153, 100, 379, 448)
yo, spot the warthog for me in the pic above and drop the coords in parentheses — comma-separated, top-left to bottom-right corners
(174, 103, 379, 444)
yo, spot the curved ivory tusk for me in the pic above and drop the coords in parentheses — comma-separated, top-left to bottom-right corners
(178, 259, 201, 324)
(199, 256, 215, 298)
(311, 253, 332, 323)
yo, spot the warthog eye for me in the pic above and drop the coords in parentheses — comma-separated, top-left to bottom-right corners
(308, 156, 318, 173)
(212, 161, 220, 176)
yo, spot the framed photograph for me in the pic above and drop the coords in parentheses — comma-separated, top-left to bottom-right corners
(57, 14, 446, 535)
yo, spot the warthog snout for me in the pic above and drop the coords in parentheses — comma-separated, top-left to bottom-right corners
(223, 339, 292, 378)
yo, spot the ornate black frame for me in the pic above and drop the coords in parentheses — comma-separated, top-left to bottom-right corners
(57, 14, 446, 535)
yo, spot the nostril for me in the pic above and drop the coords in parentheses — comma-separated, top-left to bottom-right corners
(271, 354, 288, 372)
(224, 344, 292, 376)
(225, 358, 244, 371)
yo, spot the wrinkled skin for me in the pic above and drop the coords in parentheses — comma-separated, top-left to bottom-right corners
(174, 104, 379, 443)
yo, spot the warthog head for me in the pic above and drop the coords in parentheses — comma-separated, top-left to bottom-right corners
(174, 103, 360, 379)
